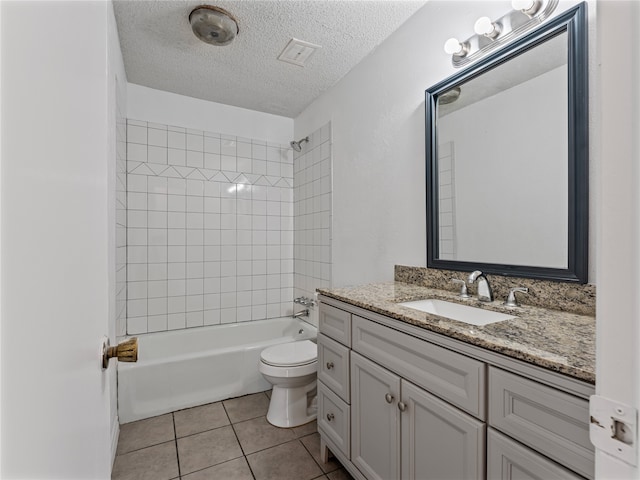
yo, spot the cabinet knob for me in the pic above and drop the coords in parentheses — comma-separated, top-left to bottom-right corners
(326, 413, 335, 422)
(326, 361, 334, 370)
(398, 401, 407, 412)
(385, 393, 394, 404)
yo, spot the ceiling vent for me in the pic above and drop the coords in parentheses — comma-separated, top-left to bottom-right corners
(277, 38, 321, 67)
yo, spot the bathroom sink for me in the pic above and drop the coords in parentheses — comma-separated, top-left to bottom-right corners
(398, 299, 516, 326)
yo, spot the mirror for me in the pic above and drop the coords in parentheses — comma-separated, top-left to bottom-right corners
(425, 3, 588, 283)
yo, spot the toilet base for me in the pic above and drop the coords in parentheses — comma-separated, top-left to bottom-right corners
(266, 380, 317, 428)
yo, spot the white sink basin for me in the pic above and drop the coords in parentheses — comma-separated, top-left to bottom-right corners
(398, 299, 516, 326)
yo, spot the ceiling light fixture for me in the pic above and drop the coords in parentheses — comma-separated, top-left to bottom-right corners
(189, 5, 239, 46)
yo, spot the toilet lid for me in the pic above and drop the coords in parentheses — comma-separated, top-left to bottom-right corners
(260, 340, 317, 367)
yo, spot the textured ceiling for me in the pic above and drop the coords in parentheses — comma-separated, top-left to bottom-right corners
(113, 0, 427, 118)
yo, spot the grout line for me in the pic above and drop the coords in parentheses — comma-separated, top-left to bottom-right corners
(172, 413, 182, 478)
(223, 402, 258, 480)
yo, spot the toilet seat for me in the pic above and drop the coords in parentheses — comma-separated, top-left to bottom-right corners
(260, 340, 317, 367)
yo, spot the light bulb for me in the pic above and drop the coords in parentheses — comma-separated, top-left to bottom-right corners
(474, 17, 501, 38)
(444, 38, 464, 55)
(512, 0, 540, 15)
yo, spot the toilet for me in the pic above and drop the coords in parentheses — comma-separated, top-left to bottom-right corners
(259, 339, 318, 428)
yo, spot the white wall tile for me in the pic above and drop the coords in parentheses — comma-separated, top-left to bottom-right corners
(128, 124, 147, 144)
(168, 131, 186, 149)
(186, 311, 203, 328)
(167, 313, 186, 330)
(148, 146, 167, 164)
(168, 148, 186, 166)
(126, 120, 297, 333)
(148, 128, 167, 147)
(203, 309, 220, 326)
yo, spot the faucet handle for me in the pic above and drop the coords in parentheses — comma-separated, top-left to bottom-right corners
(504, 287, 529, 307)
(451, 278, 471, 299)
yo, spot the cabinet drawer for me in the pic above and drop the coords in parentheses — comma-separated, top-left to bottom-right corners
(318, 334, 350, 403)
(319, 302, 351, 346)
(352, 315, 486, 419)
(488, 428, 583, 480)
(488, 367, 593, 479)
(318, 380, 350, 458)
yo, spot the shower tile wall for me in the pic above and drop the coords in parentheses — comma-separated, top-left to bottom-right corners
(438, 141, 457, 260)
(293, 123, 332, 303)
(125, 120, 294, 335)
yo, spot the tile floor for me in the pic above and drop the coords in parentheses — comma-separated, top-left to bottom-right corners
(112, 391, 354, 480)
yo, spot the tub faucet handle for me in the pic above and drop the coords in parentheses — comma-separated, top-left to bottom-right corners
(101, 337, 138, 369)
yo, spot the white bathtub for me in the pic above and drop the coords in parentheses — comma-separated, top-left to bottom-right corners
(118, 317, 317, 423)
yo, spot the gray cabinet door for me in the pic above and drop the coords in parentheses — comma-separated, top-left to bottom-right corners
(487, 428, 583, 480)
(351, 352, 401, 480)
(401, 379, 486, 480)
(488, 367, 593, 478)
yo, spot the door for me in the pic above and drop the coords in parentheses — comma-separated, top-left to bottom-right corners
(351, 352, 401, 480)
(1, 2, 115, 478)
(401, 379, 485, 480)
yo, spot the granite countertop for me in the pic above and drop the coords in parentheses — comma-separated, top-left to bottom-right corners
(317, 282, 595, 384)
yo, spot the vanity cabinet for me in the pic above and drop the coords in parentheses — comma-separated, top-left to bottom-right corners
(317, 297, 594, 480)
(351, 351, 485, 480)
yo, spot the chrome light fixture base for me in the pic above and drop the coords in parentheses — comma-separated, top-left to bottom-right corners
(449, 0, 558, 68)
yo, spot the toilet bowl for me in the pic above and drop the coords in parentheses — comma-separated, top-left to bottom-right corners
(259, 340, 318, 428)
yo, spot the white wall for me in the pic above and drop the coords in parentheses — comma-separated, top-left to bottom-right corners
(128, 83, 293, 146)
(295, 0, 593, 286)
(1, 1, 114, 477)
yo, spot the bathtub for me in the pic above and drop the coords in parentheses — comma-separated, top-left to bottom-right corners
(117, 317, 317, 423)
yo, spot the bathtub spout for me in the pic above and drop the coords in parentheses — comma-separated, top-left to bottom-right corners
(292, 309, 309, 319)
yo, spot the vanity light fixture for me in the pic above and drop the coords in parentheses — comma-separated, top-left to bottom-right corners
(443, 0, 558, 67)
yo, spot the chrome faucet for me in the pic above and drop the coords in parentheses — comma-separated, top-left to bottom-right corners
(468, 270, 493, 302)
(292, 309, 309, 319)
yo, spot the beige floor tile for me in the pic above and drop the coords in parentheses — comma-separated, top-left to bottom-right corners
(264, 389, 272, 399)
(181, 457, 254, 480)
(177, 425, 243, 475)
(174, 402, 230, 438)
(247, 440, 323, 480)
(233, 416, 296, 454)
(223, 392, 270, 423)
(111, 441, 178, 480)
(292, 419, 317, 438)
(116, 414, 175, 455)
(300, 432, 341, 473)
(327, 468, 355, 480)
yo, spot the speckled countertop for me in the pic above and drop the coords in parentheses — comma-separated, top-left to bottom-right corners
(317, 282, 595, 384)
